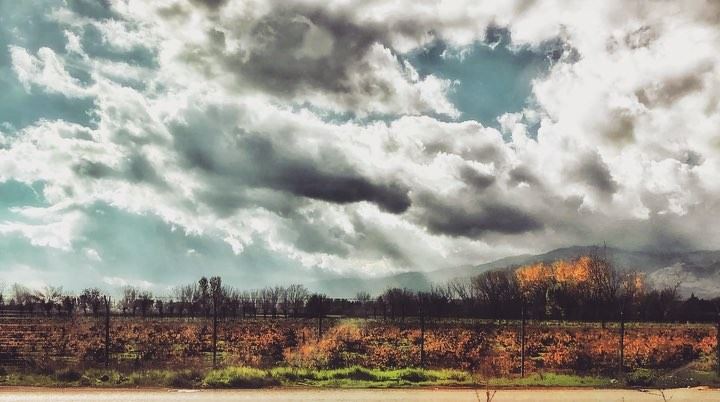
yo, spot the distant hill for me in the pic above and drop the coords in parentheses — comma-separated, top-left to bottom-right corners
(310, 246, 720, 298)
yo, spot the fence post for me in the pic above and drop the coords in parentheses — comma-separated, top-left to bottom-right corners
(212, 298, 218, 368)
(420, 312, 425, 368)
(716, 313, 719, 377)
(318, 315, 323, 340)
(520, 304, 526, 378)
(104, 296, 110, 368)
(619, 310, 625, 377)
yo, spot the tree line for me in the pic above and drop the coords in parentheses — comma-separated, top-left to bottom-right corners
(1, 253, 719, 322)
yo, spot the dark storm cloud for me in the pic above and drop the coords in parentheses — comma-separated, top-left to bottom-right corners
(624, 25, 656, 49)
(414, 192, 543, 237)
(239, 136, 412, 214)
(508, 165, 540, 187)
(290, 212, 352, 257)
(169, 3, 388, 107)
(73, 160, 114, 179)
(271, 167, 411, 214)
(72, 154, 166, 186)
(635, 68, 708, 107)
(680, 149, 704, 166)
(170, 116, 410, 214)
(126, 154, 165, 185)
(232, 9, 379, 96)
(350, 215, 413, 267)
(190, 0, 229, 10)
(568, 152, 618, 196)
(171, 0, 458, 115)
(600, 111, 635, 145)
(459, 166, 496, 190)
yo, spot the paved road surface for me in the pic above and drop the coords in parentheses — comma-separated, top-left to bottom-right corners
(1, 388, 718, 401)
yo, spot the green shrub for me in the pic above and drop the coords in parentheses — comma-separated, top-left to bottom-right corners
(169, 370, 204, 388)
(126, 370, 173, 386)
(398, 368, 430, 383)
(79, 375, 92, 386)
(56, 369, 82, 382)
(270, 367, 317, 382)
(332, 367, 377, 381)
(204, 367, 279, 388)
(626, 369, 657, 387)
(30, 361, 54, 376)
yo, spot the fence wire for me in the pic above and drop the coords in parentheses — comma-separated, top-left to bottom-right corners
(1, 310, 718, 376)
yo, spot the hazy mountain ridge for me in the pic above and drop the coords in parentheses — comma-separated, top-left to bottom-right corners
(311, 246, 720, 298)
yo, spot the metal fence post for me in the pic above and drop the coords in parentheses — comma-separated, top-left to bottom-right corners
(212, 299, 218, 368)
(520, 304, 526, 378)
(104, 296, 110, 368)
(619, 310, 625, 377)
(420, 312, 425, 368)
(716, 313, 720, 377)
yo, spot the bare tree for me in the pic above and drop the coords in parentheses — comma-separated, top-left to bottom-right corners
(277, 286, 290, 318)
(472, 270, 519, 320)
(11, 283, 35, 314)
(220, 286, 239, 317)
(286, 284, 309, 317)
(448, 278, 471, 301)
(198, 277, 210, 317)
(79, 288, 103, 316)
(355, 291, 371, 317)
(240, 290, 251, 317)
(173, 284, 198, 316)
(62, 295, 75, 317)
(121, 286, 138, 315)
(382, 288, 415, 320)
(258, 287, 281, 318)
(586, 251, 620, 323)
(155, 299, 164, 316)
(427, 285, 453, 317)
(35, 286, 63, 316)
(248, 289, 260, 317)
(136, 290, 154, 317)
(259, 287, 272, 318)
(209, 276, 223, 312)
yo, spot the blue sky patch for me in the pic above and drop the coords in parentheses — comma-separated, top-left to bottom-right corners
(407, 38, 550, 127)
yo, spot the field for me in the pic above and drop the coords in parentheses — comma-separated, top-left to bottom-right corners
(1, 316, 717, 383)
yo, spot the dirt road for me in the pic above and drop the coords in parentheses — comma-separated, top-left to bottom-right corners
(1, 388, 719, 402)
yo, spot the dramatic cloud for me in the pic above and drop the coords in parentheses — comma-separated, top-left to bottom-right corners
(413, 191, 542, 237)
(151, 0, 460, 117)
(1, 0, 720, 292)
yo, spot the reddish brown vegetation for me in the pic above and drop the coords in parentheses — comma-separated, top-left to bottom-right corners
(0, 318, 715, 375)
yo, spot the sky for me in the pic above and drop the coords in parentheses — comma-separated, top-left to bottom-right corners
(1, 0, 720, 293)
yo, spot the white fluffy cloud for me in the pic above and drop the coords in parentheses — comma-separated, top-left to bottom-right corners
(10, 46, 91, 97)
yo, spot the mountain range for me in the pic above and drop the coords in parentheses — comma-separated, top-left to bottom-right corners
(310, 246, 720, 299)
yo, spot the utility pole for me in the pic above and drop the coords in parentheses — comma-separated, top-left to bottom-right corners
(520, 304, 526, 378)
(104, 296, 110, 368)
